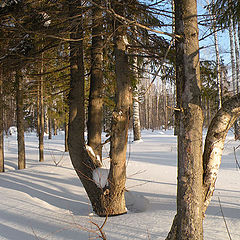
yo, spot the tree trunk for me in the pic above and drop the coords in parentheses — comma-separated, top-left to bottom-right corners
(229, 19, 239, 139)
(39, 54, 44, 162)
(16, 71, 26, 170)
(48, 110, 52, 139)
(68, 0, 123, 217)
(132, 57, 141, 141)
(53, 119, 57, 135)
(203, 93, 240, 212)
(37, 80, 40, 137)
(167, 1, 204, 239)
(65, 117, 69, 152)
(87, 0, 103, 160)
(233, 23, 240, 94)
(0, 69, 4, 173)
(107, 0, 132, 215)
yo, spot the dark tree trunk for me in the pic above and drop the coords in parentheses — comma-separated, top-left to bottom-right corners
(167, 0, 203, 239)
(64, 120, 69, 152)
(0, 69, 4, 173)
(67, 0, 108, 216)
(87, 0, 104, 160)
(39, 56, 44, 162)
(53, 119, 57, 135)
(68, 0, 131, 217)
(48, 111, 52, 139)
(16, 71, 26, 170)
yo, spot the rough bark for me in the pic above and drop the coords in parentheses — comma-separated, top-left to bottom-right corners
(203, 93, 240, 212)
(107, 0, 132, 215)
(68, 0, 104, 216)
(16, 71, 26, 170)
(87, 0, 104, 160)
(68, 0, 129, 217)
(0, 69, 4, 173)
(167, 0, 203, 239)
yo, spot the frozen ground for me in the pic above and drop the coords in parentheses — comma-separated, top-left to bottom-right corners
(0, 129, 239, 240)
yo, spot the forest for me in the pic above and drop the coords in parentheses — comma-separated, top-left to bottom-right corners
(0, 0, 240, 239)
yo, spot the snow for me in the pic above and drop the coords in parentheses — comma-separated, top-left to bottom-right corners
(92, 167, 109, 188)
(0, 129, 240, 239)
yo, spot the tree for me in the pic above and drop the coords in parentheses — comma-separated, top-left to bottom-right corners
(87, 0, 104, 160)
(68, 0, 132, 216)
(15, 70, 26, 169)
(0, 67, 4, 173)
(167, 0, 203, 238)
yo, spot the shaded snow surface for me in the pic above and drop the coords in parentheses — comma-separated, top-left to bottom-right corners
(0, 129, 240, 239)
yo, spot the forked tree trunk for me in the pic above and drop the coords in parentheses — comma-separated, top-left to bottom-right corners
(68, 0, 104, 216)
(167, 0, 204, 239)
(87, 0, 104, 159)
(16, 71, 26, 170)
(0, 69, 4, 173)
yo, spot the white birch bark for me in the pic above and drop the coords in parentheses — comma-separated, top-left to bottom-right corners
(203, 94, 240, 212)
(233, 23, 240, 93)
(132, 57, 141, 141)
(229, 19, 237, 94)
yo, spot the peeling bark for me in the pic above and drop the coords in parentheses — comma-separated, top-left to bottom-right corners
(203, 93, 240, 212)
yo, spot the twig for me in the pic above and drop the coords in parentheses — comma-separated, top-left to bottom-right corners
(218, 196, 232, 240)
(144, 39, 174, 95)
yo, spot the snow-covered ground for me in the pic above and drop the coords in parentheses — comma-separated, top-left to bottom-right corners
(0, 129, 239, 240)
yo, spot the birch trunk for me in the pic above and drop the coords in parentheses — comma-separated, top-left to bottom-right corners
(233, 23, 240, 94)
(213, 18, 222, 109)
(203, 94, 240, 212)
(229, 19, 239, 139)
(132, 57, 141, 141)
(229, 19, 236, 94)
